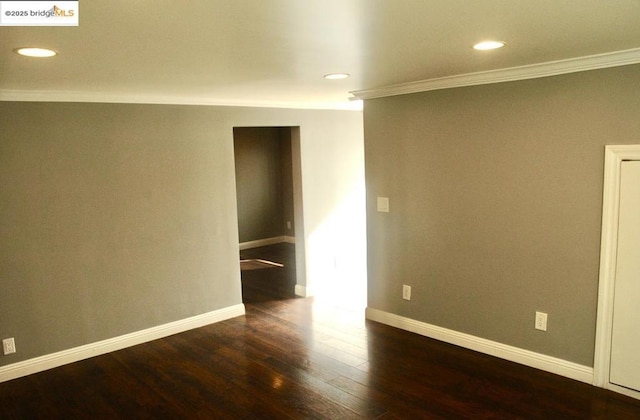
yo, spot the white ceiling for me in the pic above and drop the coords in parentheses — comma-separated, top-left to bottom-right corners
(1, 0, 640, 109)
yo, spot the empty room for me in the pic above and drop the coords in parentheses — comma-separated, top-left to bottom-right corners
(2, 1, 640, 417)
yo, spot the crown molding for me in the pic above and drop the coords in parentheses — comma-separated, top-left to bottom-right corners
(351, 47, 640, 100)
(0, 89, 363, 111)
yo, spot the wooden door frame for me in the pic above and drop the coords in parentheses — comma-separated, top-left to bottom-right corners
(594, 145, 640, 399)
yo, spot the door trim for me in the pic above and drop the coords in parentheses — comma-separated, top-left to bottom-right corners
(594, 145, 640, 399)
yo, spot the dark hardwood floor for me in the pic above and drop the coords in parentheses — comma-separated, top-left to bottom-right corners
(1, 243, 640, 418)
(240, 243, 299, 304)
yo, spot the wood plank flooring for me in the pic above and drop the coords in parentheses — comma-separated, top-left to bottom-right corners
(240, 243, 299, 304)
(1, 243, 640, 418)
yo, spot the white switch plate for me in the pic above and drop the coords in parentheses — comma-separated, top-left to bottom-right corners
(402, 285, 411, 301)
(377, 197, 390, 213)
(535, 311, 548, 331)
(3, 338, 16, 355)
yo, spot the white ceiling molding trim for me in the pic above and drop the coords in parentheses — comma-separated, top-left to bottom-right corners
(351, 47, 640, 100)
(0, 90, 363, 111)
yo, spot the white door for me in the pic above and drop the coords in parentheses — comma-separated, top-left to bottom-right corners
(610, 160, 640, 392)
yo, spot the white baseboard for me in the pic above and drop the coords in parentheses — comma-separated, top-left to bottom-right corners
(0, 304, 246, 383)
(365, 307, 594, 384)
(294, 284, 308, 297)
(283, 236, 295, 244)
(240, 236, 292, 250)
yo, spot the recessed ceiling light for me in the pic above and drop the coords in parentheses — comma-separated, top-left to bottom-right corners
(324, 73, 350, 80)
(473, 41, 506, 51)
(14, 47, 58, 58)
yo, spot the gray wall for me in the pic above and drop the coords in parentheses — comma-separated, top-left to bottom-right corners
(233, 127, 294, 243)
(364, 64, 640, 366)
(0, 102, 364, 367)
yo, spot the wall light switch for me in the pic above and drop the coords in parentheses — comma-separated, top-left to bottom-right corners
(402, 285, 411, 300)
(377, 197, 390, 213)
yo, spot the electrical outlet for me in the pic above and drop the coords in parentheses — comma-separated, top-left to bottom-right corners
(535, 312, 548, 331)
(402, 285, 411, 301)
(286, 221, 291, 230)
(3, 338, 16, 355)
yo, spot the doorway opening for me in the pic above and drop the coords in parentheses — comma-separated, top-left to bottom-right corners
(233, 127, 304, 304)
(594, 145, 640, 401)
